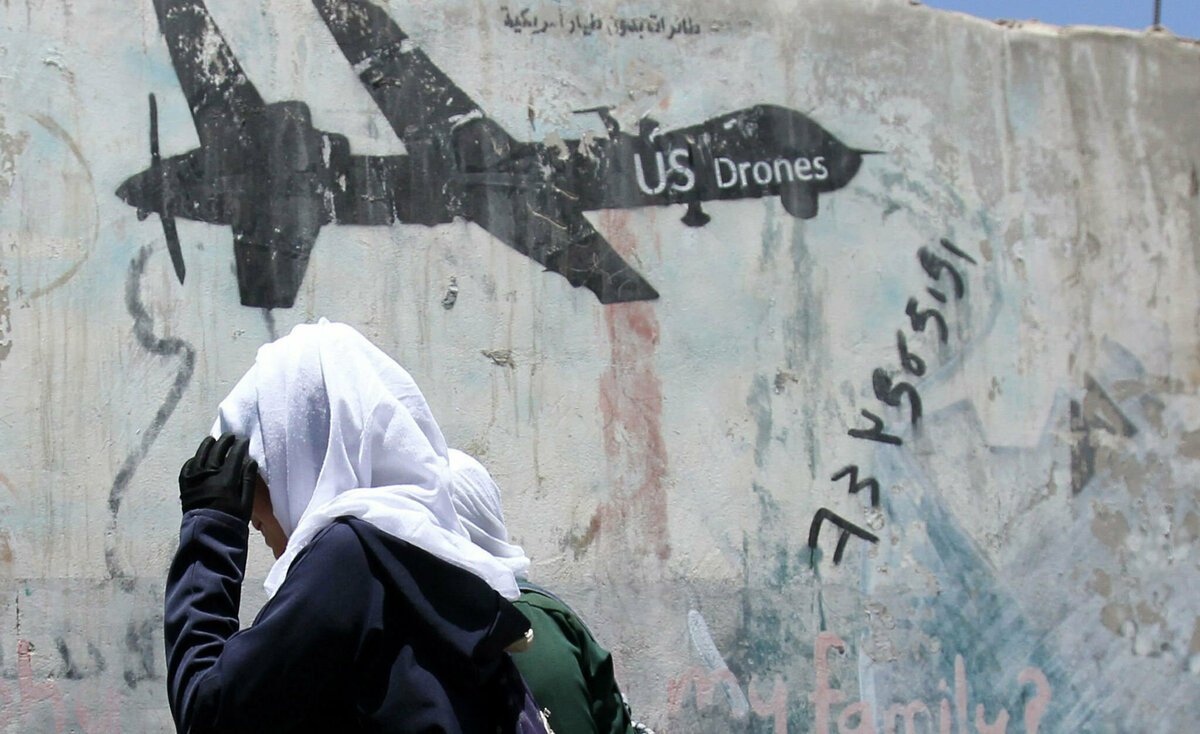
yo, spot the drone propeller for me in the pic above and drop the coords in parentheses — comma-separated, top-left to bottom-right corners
(149, 94, 186, 284)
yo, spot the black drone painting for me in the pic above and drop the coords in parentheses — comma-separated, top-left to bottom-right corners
(117, 0, 872, 308)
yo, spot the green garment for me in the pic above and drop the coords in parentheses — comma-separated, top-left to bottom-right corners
(511, 584, 634, 734)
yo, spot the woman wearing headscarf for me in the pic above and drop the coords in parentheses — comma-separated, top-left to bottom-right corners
(164, 320, 543, 734)
(448, 450, 651, 734)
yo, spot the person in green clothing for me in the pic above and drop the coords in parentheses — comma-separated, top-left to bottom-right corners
(447, 449, 653, 734)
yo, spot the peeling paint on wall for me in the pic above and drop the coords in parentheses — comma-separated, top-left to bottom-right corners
(0, 267, 11, 366)
(0, 116, 28, 206)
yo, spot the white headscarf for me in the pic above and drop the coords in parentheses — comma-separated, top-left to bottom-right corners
(212, 319, 521, 600)
(447, 450, 531, 579)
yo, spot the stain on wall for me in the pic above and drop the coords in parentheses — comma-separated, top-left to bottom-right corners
(0, 267, 11, 367)
(0, 116, 29, 206)
(594, 211, 670, 563)
(0, 114, 24, 369)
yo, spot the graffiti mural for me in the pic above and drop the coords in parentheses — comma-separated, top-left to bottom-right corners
(116, 0, 867, 308)
(670, 624, 1054, 734)
(806, 237, 980, 566)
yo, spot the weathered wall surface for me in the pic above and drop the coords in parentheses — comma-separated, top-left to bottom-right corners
(1, 0, 1198, 730)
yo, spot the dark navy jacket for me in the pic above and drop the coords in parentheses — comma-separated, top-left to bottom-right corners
(165, 509, 532, 734)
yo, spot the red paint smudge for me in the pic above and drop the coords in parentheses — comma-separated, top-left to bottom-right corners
(667, 665, 735, 715)
(15, 640, 67, 732)
(593, 211, 670, 561)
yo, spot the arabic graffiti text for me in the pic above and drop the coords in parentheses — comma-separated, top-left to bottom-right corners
(500, 6, 702, 38)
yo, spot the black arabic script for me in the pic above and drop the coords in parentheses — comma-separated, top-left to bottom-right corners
(500, 6, 703, 38)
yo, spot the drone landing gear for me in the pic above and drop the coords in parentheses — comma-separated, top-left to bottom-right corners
(681, 201, 711, 227)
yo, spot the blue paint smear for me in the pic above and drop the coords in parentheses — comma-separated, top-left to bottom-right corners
(746, 375, 774, 470)
(872, 449, 1096, 732)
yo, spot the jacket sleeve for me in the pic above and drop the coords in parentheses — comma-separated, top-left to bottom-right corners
(567, 613, 634, 734)
(516, 596, 634, 734)
(164, 510, 373, 734)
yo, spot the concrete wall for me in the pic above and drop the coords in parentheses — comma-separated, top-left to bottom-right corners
(1, 0, 1198, 730)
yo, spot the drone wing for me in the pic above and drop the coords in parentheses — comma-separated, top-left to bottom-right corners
(314, 0, 656, 303)
(152, 0, 266, 149)
(312, 0, 482, 144)
(231, 210, 323, 309)
(464, 189, 659, 304)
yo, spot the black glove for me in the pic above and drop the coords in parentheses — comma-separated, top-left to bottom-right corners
(179, 433, 258, 522)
